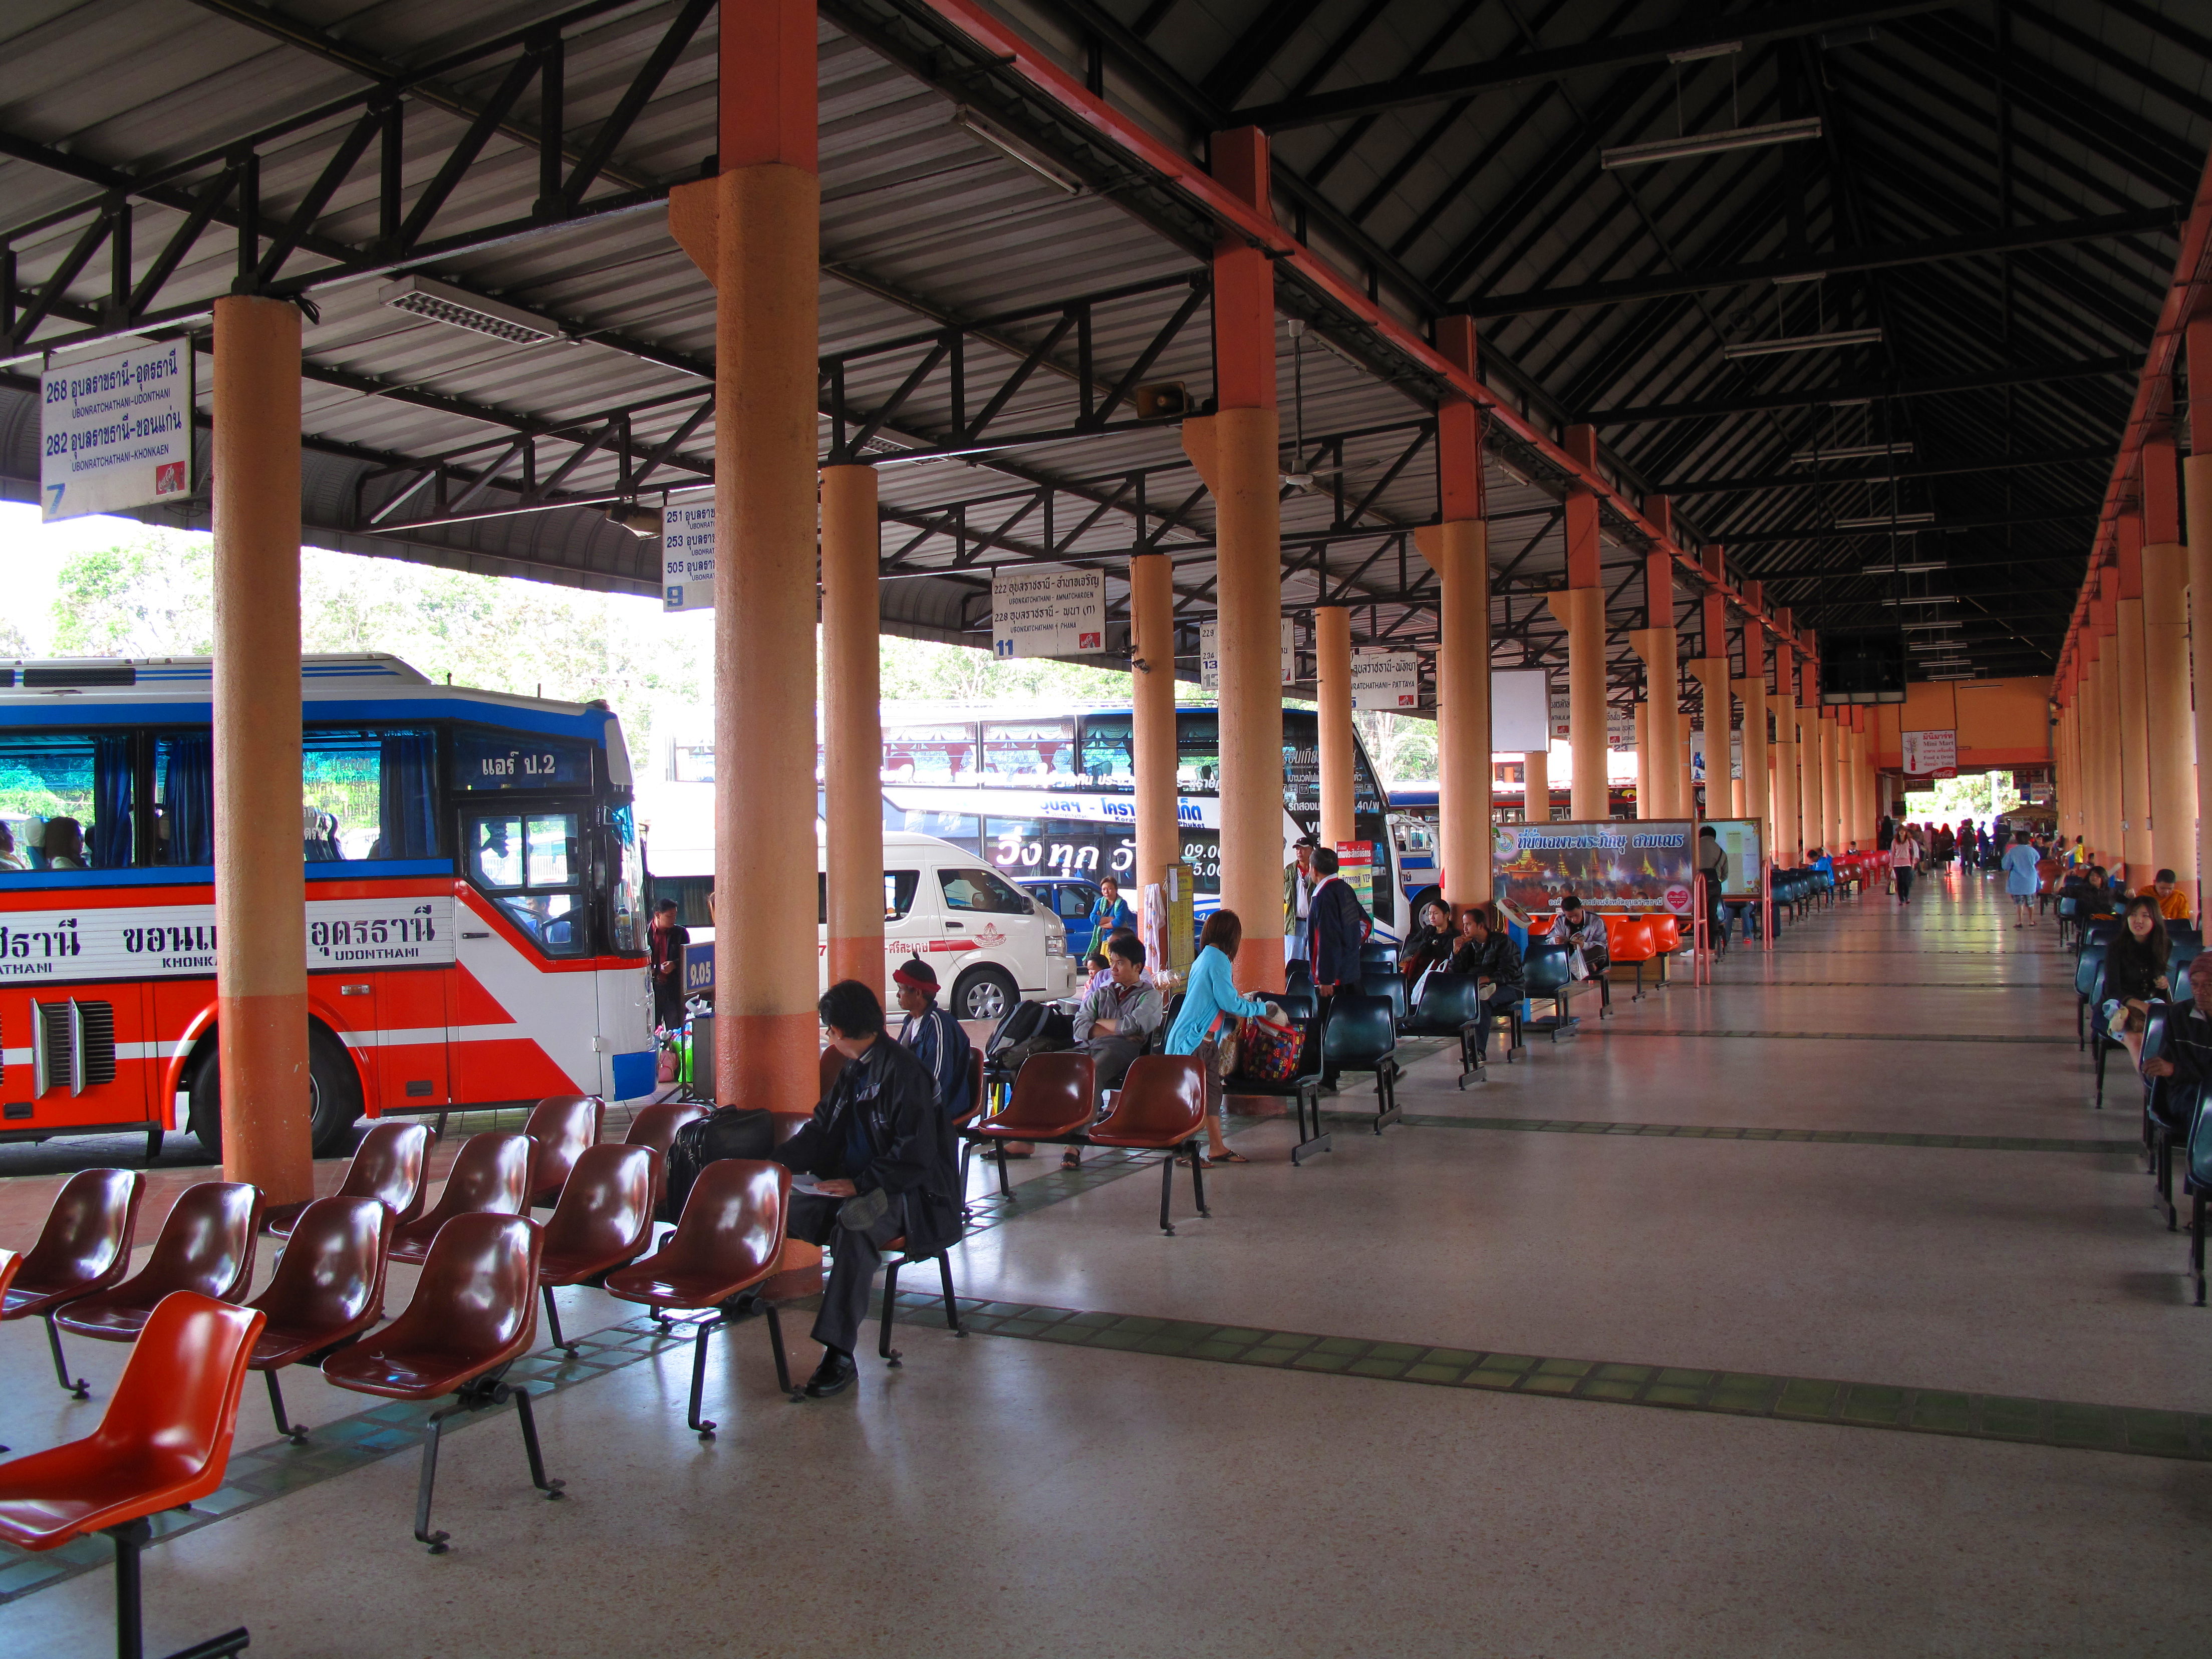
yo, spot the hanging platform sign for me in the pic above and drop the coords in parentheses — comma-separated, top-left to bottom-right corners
(992, 567, 1104, 658)
(1350, 650, 1420, 710)
(40, 342, 195, 522)
(1492, 669, 1549, 751)
(1901, 728, 1957, 776)
(1198, 619, 1296, 690)
(662, 492, 715, 612)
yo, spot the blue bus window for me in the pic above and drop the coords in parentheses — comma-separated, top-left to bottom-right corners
(0, 733, 133, 870)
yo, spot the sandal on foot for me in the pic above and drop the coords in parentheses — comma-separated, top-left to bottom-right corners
(1211, 1150, 1251, 1164)
(1060, 1150, 1082, 1171)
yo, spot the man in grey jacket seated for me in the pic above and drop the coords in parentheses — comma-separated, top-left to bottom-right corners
(1061, 931, 1164, 1168)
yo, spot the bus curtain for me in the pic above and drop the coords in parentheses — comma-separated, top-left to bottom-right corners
(378, 734, 438, 859)
(92, 735, 135, 868)
(157, 734, 213, 865)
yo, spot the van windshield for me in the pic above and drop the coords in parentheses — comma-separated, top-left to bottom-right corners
(939, 867, 1032, 915)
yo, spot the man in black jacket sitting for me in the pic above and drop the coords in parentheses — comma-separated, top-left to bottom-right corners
(775, 980, 962, 1399)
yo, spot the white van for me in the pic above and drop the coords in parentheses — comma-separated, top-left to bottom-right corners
(648, 826, 1080, 1022)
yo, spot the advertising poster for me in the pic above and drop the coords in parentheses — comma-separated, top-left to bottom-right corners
(1349, 651, 1419, 710)
(992, 567, 1105, 658)
(1334, 841, 1374, 910)
(1702, 818, 1765, 900)
(41, 341, 195, 521)
(662, 492, 715, 612)
(1901, 729, 1958, 776)
(1493, 820, 1696, 915)
(1199, 618, 1296, 689)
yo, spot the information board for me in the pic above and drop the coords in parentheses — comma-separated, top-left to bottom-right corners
(662, 492, 715, 612)
(1492, 669, 1549, 752)
(1350, 651, 1419, 710)
(41, 342, 195, 521)
(992, 568, 1104, 658)
(1702, 818, 1765, 900)
(1199, 618, 1296, 689)
(1334, 840, 1374, 910)
(1493, 820, 1696, 915)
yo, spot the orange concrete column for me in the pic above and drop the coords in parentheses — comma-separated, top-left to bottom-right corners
(1549, 425, 1607, 819)
(1632, 702, 1649, 819)
(1798, 643, 1822, 858)
(2142, 435, 2193, 883)
(1316, 606, 1355, 847)
(1416, 316, 1491, 910)
(1130, 552, 1178, 893)
(1771, 623, 1800, 864)
(666, 0, 821, 1108)
(1523, 746, 1549, 824)
(2089, 570, 2118, 865)
(2081, 638, 2106, 863)
(821, 463, 883, 989)
(2116, 515, 2153, 884)
(1184, 126, 1282, 992)
(212, 295, 313, 1205)
(2185, 317, 2212, 910)
(1820, 710, 1842, 853)
(1627, 545, 1679, 818)
(1733, 591, 1769, 852)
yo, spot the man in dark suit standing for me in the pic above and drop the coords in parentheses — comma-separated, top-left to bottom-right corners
(1306, 847, 1371, 1089)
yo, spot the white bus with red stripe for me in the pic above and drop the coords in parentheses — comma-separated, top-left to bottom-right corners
(0, 655, 655, 1157)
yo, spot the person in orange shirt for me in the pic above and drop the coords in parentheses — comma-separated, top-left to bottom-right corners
(2151, 868, 2192, 924)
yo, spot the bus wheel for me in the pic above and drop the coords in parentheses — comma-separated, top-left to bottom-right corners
(186, 1026, 365, 1160)
(951, 965, 1017, 1023)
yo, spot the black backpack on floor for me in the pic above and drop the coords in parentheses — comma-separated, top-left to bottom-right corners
(659, 1105, 776, 1223)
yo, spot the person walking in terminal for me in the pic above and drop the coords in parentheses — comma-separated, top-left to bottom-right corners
(893, 958, 972, 1123)
(1284, 834, 1320, 965)
(648, 898, 689, 1034)
(2002, 834, 2044, 929)
(1696, 824, 1730, 948)
(1061, 932, 1163, 1169)
(1449, 904, 1524, 1028)
(1889, 822, 1920, 904)
(2152, 869, 2192, 924)
(2102, 896, 2171, 1070)
(1307, 846, 1372, 1090)
(1165, 909, 1272, 1166)
(776, 980, 961, 1400)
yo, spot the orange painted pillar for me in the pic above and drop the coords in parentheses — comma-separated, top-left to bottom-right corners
(1627, 538, 1679, 818)
(2090, 570, 2119, 866)
(1414, 315, 1491, 910)
(821, 463, 883, 989)
(2185, 318, 2212, 910)
(1182, 127, 1283, 992)
(2142, 435, 2192, 883)
(1316, 606, 1355, 847)
(1688, 552, 1731, 818)
(1549, 425, 1607, 819)
(1796, 643, 1821, 860)
(667, 0, 821, 1107)
(1523, 747, 1549, 825)
(1130, 552, 1178, 893)
(2116, 514, 2153, 884)
(212, 295, 313, 1204)
(1771, 619, 1800, 865)
(1631, 703, 1649, 820)
(1732, 585, 1770, 852)
(1820, 709, 1842, 854)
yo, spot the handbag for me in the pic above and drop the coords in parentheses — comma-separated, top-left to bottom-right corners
(1240, 1015, 1301, 1083)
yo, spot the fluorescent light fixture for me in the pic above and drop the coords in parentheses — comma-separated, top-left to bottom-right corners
(1602, 117, 1822, 169)
(951, 107, 1085, 195)
(1722, 326, 1884, 359)
(1879, 596, 1953, 606)
(1865, 561, 1946, 575)
(1667, 41, 1743, 63)
(1791, 441, 1913, 464)
(379, 276, 567, 345)
(1901, 622, 1962, 632)
(1908, 639, 1969, 651)
(1835, 511, 1937, 528)
(1773, 270, 1829, 285)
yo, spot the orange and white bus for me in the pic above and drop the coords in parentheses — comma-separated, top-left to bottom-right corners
(0, 654, 655, 1158)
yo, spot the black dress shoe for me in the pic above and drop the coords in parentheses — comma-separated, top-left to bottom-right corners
(803, 1351, 858, 1399)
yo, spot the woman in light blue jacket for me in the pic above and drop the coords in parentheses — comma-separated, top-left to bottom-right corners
(1166, 908, 1271, 1164)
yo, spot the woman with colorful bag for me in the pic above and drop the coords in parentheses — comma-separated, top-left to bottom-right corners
(1164, 908, 1273, 1165)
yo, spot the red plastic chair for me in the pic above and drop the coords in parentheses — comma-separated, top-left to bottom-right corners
(605, 1159, 797, 1436)
(264, 1120, 431, 1237)
(321, 1212, 562, 1552)
(1, 1168, 144, 1399)
(1605, 915, 1660, 999)
(965, 1051, 1097, 1196)
(0, 1291, 265, 1659)
(523, 1094, 605, 1209)
(536, 1144, 657, 1354)
(388, 1130, 532, 1263)
(55, 1183, 262, 1396)
(624, 1099, 708, 1218)
(1086, 1055, 1209, 1236)
(245, 1197, 392, 1445)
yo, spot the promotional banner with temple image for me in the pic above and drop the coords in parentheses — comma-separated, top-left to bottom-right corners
(1492, 820, 1698, 915)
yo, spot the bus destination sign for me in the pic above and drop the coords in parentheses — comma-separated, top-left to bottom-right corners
(0, 896, 456, 983)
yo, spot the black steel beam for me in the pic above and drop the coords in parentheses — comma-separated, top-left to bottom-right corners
(1582, 357, 2135, 423)
(1718, 506, 2097, 543)
(1464, 207, 2182, 318)
(1232, 0, 1955, 129)
(1660, 445, 2111, 495)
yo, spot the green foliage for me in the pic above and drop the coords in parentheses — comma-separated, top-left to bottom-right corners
(1355, 710, 1439, 783)
(874, 633, 1207, 704)
(1902, 770, 2023, 822)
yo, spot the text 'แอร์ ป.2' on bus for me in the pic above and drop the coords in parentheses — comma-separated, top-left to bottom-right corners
(636, 701, 1407, 948)
(0, 654, 655, 1158)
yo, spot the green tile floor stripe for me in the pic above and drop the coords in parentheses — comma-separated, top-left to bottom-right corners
(889, 1294, 2212, 1464)
(1315, 1111, 2138, 1153)
(1589, 1028, 2072, 1044)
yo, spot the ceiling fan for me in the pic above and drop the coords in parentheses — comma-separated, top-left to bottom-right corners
(1279, 318, 1367, 494)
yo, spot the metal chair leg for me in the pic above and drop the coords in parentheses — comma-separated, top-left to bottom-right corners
(881, 1260, 904, 1366)
(509, 1385, 565, 1499)
(1188, 1141, 1210, 1218)
(414, 1404, 460, 1552)
(687, 1316, 719, 1438)
(45, 1311, 87, 1400)
(2194, 1192, 2207, 1306)
(763, 1301, 800, 1400)
(143, 1127, 162, 1164)
(542, 1285, 576, 1355)
(264, 1369, 309, 1445)
(938, 1252, 964, 1336)
(995, 1142, 1012, 1196)
(1158, 1150, 1177, 1236)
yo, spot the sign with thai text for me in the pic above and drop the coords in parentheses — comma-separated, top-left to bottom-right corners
(1198, 618, 1296, 689)
(1901, 728, 1957, 775)
(1493, 819, 1696, 914)
(1350, 650, 1419, 710)
(0, 895, 454, 984)
(992, 567, 1104, 658)
(41, 342, 194, 521)
(662, 492, 715, 612)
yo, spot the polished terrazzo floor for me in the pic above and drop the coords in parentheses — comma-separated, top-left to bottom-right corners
(2, 867, 2208, 1657)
